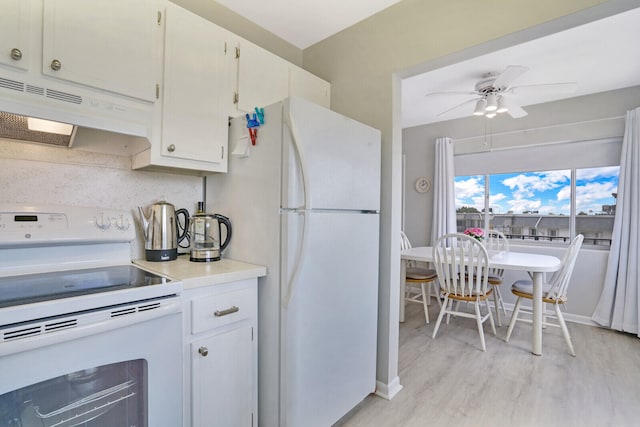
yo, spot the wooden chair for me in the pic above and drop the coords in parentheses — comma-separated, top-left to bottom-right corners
(505, 234, 584, 356)
(432, 233, 496, 351)
(483, 230, 509, 326)
(401, 231, 440, 324)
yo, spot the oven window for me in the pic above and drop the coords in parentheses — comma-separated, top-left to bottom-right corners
(0, 359, 148, 427)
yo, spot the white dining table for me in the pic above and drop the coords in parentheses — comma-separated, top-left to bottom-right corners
(401, 246, 562, 355)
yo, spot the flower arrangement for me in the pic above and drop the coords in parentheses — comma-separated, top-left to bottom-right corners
(464, 227, 484, 241)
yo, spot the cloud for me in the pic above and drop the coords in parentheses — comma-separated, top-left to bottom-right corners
(556, 185, 571, 201)
(576, 181, 618, 212)
(577, 166, 620, 181)
(506, 198, 542, 213)
(501, 171, 570, 199)
(455, 176, 484, 199)
(490, 193, 507, 202)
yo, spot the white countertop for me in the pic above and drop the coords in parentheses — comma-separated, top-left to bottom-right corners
(133, 257, 266, 290)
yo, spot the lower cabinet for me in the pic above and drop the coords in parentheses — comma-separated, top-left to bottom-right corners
(183, 279, 257, 426)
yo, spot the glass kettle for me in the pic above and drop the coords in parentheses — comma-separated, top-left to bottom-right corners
(189, 210, 232, 262)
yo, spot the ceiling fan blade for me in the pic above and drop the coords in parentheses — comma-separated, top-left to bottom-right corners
(425, 90, 477, 97)
(493, 65, 529, 88)
(506, 103, 528, 118)
(436, 97, 479, 117)
(510, 82, 578, 96)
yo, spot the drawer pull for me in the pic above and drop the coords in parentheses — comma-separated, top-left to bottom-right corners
(214, 306, 239, 317)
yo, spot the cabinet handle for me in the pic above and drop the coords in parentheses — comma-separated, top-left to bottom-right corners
(10, 48, 22, 61)
(214, 306, 239, 317)
(198, 347, 209, 357)
(167, 144, 176, 152)
(50, 59, 62, 71)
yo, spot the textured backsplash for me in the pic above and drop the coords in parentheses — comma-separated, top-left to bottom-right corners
(0, 138, 202, 258)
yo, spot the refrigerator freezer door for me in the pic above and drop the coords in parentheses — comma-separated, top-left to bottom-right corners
(281, 210, 379, 427)
(282, 97, 381, 212)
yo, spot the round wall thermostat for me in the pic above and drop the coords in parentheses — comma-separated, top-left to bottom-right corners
(415, 177, 431, 193)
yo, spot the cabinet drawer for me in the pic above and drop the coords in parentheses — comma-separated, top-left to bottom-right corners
(191, 287, 255, 334)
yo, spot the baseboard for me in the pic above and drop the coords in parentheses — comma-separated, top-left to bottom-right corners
(374, 377, 403, 400)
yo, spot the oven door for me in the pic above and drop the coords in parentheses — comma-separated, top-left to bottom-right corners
(0, 299, 182, 427)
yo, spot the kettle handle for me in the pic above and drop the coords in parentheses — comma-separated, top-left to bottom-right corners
(175, 208, 190, 245)
(215, 214, 232, 253)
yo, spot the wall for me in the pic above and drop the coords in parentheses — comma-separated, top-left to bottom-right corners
(302, 0, 637, 397)
(0, 139, 201, 258)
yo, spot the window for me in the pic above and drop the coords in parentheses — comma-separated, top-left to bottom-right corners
(455, 166, 619, 248)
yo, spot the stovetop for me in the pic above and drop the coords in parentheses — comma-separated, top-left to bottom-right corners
(0, 205, 182, 328)
(0, 265, 172, 309)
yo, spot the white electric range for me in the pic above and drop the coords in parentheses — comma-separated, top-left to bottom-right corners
(0, 204, 183, 427)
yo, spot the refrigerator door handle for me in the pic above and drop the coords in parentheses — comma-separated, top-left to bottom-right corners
(283, 210, 309, 308)
(285, 112, 311, 210)
(283, 112, 311, 307)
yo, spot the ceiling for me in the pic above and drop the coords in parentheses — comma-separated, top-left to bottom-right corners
(401, 7, 640, 128)
(215, 0, 403, 49)
(216, 2, 640, 129)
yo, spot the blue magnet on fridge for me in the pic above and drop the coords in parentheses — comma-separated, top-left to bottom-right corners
(255, 107, 265, 125)
(246, 113, 261, 128)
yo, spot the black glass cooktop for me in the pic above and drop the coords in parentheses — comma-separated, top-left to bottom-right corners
(0, 266, 170, 309)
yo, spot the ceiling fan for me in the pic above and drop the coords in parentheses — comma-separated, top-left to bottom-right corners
(426, 65, 577, 119)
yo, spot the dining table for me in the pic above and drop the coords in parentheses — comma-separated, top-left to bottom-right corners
(401, 246, 562, 355)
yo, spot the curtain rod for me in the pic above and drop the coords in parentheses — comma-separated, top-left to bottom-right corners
(453, 115, 625, 143)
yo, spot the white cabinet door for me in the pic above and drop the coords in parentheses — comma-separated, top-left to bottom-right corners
(289, 66, 331, 108)
(192, 325, 254, 427)
(235, 41, 289, 113)
(0, 0, 30, 70)
(42, 0, 160, 102)
(161, 3, 228, 168)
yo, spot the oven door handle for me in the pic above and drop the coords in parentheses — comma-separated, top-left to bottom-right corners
(0, 298, 181, 357)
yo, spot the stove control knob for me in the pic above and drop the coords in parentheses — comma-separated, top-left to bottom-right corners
(94, 214, 111, 230)
(113, 215, 131, 231)
(198, 347, 209, 357)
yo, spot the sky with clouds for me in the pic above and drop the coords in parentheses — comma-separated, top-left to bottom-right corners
(455, 166, 619, 215)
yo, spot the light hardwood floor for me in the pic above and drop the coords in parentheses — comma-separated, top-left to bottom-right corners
(336, 302, 640, 427)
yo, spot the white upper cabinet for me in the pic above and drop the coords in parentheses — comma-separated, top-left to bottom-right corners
(158, 2, 228, 170)
(0, 0, 31, 71)
(228, 38, 331, 116)
(235, 40, 290, 113)
(289, 66, 330, 108)
(42, 0, 161, 102)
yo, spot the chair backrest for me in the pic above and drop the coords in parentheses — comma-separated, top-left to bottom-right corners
(484, 230, 509, 253)
(547, 234, 584, 300)
(400, 230, 412, 251)
(433, 233, 490, 297)
(484, 230, 509, 276)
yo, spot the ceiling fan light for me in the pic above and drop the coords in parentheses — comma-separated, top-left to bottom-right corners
(485, 112, 497, 119)
(496, 96, 509, 113)
(473, 99, 487, 116)
(485, 93, 498, 111)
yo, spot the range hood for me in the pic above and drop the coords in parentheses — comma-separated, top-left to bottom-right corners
(0, 112, 77, 147)
(0, 111, 151, 156)
(0, 74, 153, 157)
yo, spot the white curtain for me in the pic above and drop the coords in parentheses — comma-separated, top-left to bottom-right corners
(592, 107, 640, 336)
(430, 137, 457, 245)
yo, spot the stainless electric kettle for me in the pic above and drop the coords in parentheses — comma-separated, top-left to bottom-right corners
(138, 201, 189, 261)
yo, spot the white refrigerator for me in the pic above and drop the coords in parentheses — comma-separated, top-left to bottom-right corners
(207, 97, 381, 427)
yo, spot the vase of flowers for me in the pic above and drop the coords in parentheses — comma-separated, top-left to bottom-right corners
(464, 227, 484, 242)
